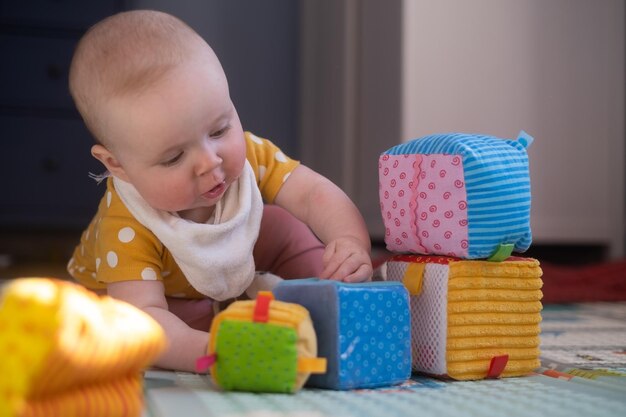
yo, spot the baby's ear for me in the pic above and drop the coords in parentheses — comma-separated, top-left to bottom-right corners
(91, 144, 130, 181)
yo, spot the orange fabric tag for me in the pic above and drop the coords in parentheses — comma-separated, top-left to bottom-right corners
(297, 357, 327, 374)
(403, 262, 425, 296)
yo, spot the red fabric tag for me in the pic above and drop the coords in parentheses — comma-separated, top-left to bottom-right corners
(253, 292, 273, 323)
(487, 354, 509, 378)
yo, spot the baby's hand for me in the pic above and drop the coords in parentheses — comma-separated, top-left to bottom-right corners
(320, 236, 373, 282)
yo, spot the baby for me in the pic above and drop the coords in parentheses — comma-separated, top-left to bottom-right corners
(66, 10, 372, 371)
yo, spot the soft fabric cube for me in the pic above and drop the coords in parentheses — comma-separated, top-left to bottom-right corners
(0, 278, 166, 417)
(273, 279, 412, 390)
(385, 255, 543, 380)
(213, 320, 299, 392)
(203, 292, 327, 393)
(379, 131, 533, 259)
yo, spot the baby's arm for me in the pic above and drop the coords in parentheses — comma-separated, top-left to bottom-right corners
(107, 280, 208, 372)
(274, 164, 372, 282)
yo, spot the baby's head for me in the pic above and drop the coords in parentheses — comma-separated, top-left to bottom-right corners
(70, 10, 204, 145)
(70, 10, 246, 219)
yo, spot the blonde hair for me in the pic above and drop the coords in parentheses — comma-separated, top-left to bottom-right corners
(69, 10, 211, 144)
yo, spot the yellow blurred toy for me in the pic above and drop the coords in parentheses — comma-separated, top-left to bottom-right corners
(0, 278, 166, 417)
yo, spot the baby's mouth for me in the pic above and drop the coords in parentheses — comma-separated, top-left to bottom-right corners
(202, 181, 226, 200)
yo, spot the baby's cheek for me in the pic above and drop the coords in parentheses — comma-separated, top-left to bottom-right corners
(145, 184, 193, 212)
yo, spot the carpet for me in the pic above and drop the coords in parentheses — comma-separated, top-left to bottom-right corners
(144, 302, 626, 417)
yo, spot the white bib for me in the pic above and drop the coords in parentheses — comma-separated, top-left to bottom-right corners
(113, 161, 264, 300)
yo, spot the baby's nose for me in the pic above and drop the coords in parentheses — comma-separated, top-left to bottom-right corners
(196, 145, 222, 176)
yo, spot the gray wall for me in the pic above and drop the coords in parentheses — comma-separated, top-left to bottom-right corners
(402, 0, 625, 257)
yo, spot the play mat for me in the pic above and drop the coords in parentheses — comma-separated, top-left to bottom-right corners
(143, 302, 626, 417)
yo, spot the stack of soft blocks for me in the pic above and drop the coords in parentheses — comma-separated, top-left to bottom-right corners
(378, 131, 543, 380)
(275, 131, 543, 388)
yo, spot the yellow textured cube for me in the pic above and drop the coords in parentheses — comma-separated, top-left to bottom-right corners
(385, 255, 543, 380)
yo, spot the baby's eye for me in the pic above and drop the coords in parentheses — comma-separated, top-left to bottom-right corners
(210, 125, 230, 138)
(162, 152, 183, 167)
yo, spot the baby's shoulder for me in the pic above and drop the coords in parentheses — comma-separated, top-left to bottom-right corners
(96, 177, 136, 219)
(93, 178, 158, 243)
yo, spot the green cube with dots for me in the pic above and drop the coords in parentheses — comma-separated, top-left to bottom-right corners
(214, 320, 298, 392)
(205, 293, 325, 393)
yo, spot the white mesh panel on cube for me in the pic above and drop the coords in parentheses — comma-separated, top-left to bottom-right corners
(386, 261, 449, 375)
(385, 260, 408, 289)
(412, 264, 449, 375)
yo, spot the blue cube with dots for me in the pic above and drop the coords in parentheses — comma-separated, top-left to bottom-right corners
(273, 279, 411, 390)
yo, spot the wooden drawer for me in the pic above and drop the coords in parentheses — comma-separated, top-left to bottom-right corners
(0, 0, 122, 30)
(0, 115, 104, 228)
(0, 34, 79, 111)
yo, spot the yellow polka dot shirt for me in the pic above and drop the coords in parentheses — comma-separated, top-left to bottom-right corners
(67, 132, 299, 299)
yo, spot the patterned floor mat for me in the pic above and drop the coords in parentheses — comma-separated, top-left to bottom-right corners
(144, 303, 626, 417)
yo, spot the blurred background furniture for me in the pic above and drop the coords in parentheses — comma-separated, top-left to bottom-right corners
(1, 0, 625, 279)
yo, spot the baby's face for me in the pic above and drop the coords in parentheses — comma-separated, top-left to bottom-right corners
(103, 55, 246, 219)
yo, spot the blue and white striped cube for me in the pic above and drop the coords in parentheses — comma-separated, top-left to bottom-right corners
(379, 131, 533, 259)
